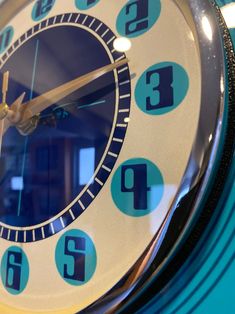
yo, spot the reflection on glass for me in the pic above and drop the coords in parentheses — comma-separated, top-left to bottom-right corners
(11, 177, 24, 191)
(113, 37, 132, 52)
(202, 16, 213, 41)
(79, 147, 95, 185)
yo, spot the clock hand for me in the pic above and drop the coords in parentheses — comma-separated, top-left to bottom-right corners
(0, 120, 3, 157)
(39, 99, 106, 127)
(0, 70, 26, 134)
(54, 99, 106, 111)
(0, 71, 9, 156)
(1, 71, 9, 105)
(2, 93, 26, 134)
(17, 39, 39, 216)
(52, 99, 106, 120)
(0, 71, 9, 119)
(15, 58, 129, 125)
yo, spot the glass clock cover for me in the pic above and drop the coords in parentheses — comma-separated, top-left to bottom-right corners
(0, 0, 233, 313)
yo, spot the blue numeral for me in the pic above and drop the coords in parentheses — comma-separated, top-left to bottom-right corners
(1, 246, 29, 295)
(111, 158, 164, 217)
(55, 229, 97, 286)
(135, 62, 189, 115)
(64, 236, 86, 282)
(6, 251, 22, 291)
(125, 0, 149, 35)
(121, 164, 150, 210)
(0, 27, 13, 54)
(87, 0, 96, 5)
(117, 0, 161, 38)
(75, 0, 100, 10)
(35, 0, 54, 18)
(146, 66, 174, 110)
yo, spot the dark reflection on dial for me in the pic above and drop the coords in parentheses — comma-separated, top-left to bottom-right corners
(0, 25, 116, 227)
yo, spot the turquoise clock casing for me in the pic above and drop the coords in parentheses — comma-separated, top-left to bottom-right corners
(0, 1, 234, 313)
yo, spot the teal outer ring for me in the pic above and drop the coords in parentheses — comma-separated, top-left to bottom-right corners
(135, 160, 235, 314)
(119, 1, 235, 313)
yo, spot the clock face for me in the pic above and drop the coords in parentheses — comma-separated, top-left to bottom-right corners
(0, 0, 225, 313)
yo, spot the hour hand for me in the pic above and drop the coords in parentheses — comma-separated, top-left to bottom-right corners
(2, 92, 39, 135)
(10, 92, 40, 135)
(2, 92, 26, 134)
(0, 71, 9, 120)
(0, 71, 10, 156)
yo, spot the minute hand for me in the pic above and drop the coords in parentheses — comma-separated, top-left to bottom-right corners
(19, 58, 129, 122)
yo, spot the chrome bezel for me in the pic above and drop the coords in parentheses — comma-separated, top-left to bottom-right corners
(0, 1, 228, 313)
(87, 1, 227, 312)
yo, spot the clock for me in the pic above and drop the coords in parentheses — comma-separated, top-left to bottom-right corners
(0, 1, 234, 313)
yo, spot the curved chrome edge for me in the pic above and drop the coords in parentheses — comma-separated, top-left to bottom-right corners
(85, 1, 228, 313)
(177, 0, 225, 193)
(0, 1, 229, 313)
(161, 0, 227, 268)
(165, 0, 226, 242)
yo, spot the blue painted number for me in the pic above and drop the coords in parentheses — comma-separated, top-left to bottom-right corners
(125, 0, 149, 35)
(1, 246, 29, 295)
(146, 66, 174, 110)
(121, 164, 150, 210)
(55, 229, 97, 286)
(32, 0, 55, 21)
(64, 236, 86, 282)
(87, 0, 97, 5)
(75, 0, 100, 10)
(6, 251, 22, 291)
(117, 0, 161, 38)
(135, 62, 189, 115)
(0, 26, 13, 54)
(111, 158, 164, 217)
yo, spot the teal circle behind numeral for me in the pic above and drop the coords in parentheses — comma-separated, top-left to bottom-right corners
(135, 62, 189, 115)
(1, 246, 29, 295)
(75, 0, 100, 10)
(55, 229, 97, 286)
(0, 26, 14, 54)
(111, 158, 164, 217)
(32, 0, 55, 22)
(116, 0, 161, 38)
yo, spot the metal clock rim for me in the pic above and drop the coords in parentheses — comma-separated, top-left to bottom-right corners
(119, 1, 235, 312)
(84, 0, 229, 312)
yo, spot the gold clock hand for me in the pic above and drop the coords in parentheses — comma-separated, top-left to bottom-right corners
(0, 120, 4, 157)
(17, 58, 129, 125)
(2, 93, 26, 135)
(0, 70, 26, 133)
(0, 71, 9, 156)
(2, 71, 9, 104)
(0, 71, 9, 120)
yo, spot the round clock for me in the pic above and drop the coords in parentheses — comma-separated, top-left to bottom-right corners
(0, 0, 234, 313)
